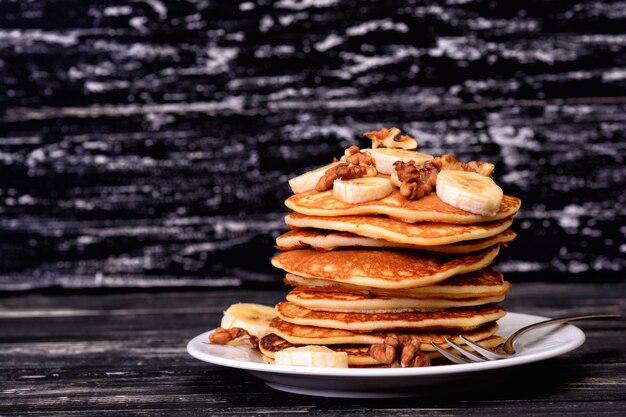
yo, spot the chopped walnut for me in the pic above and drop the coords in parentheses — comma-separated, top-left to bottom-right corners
(394, 159, 440, 200)
(399, 340, 420, 367)
(399, 340, 430, 367)
(209, 327, 259, 348)
(344, 145, 375, 166)
(315, 163, 377, 191)
(393, 154, 496, 200)
(315, 146, 377, 191)
(369, 342, 397, 364)
(405, 349, 430, 367)
(383, 334, 410, 348)
(369, 334, 431, 368)
(364, 127, 418, 150)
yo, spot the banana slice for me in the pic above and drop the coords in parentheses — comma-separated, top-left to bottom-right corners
(333, 177, 393, 204)
(220, 303, 277, 339)
(436, 170, 503, 216)
(390, 167, 402, 187)
(274, 345, 349, 368)
(371, 148, 434, 175)
(288, 162, 340, 194)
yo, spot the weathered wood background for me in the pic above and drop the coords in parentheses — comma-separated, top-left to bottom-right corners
(0, 0, 624, 290)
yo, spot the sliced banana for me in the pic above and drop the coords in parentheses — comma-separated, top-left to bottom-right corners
(371, 148, 434, 175)
(274, 345, 349, 368)
(333, 177, 393, 204)
(390, 167, 402, 187)
(288, 162, 340, 194)
(436, 170, 503, 216)
(220, 303, 277, 339)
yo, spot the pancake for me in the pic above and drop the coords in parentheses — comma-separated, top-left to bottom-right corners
(285, 212, 514, 247)
(276, 301, 506, 332)
(271, 246, 500, 289)
(286, 288, 506, 312)
(276, 227, 516, 253)
(260, 332, 504, 366)
(268, 317, 500, 347)
(284, 269, 511, 299)
(285, 188, 521, 224)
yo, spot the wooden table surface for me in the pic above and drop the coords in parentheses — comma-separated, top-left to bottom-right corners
(1, 281, 624, 416)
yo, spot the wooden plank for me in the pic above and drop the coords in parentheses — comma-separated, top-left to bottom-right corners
(0, 284, 624, 414)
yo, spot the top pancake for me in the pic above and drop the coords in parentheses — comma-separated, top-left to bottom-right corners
(271, 246, 500, 289)
(284, 212, 514, 246)
(285, 189, 521, 224)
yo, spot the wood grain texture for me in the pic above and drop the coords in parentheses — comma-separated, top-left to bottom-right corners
(0, 283, 624, 415)
(0, 0, 625, 289)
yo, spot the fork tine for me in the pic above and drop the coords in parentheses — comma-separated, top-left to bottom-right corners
(459, 336, 510, 360)
(431, 342, 472, 364)
(444, 338, 487, 362)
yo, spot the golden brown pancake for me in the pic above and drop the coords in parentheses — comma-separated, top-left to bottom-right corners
(260, 332, 504, 366)
(284, 213, 514, 246)
(285, 188, 521, 224)
(284, 268, 511, 299)
(271, 246, 500, 289)
(286, 288, 506, 312)
(268, 317, 500, 347)
(276, 301, 506, 332)
(277, 225, 516, 252)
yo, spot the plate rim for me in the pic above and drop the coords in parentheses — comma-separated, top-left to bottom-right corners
(186, 312, 586, 378)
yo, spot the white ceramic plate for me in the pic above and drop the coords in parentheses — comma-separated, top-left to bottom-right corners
(186, 312, 585, 398)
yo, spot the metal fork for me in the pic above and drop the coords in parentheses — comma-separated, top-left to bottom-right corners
(431, 313, 622, 364)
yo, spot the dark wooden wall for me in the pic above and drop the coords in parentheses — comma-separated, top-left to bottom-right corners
(1, 0, 624, 290)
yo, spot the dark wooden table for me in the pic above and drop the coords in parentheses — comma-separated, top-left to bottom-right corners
(1, 281, 624, 416)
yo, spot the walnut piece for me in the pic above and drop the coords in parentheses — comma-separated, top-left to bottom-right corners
(344, 145, 375, 166)
(394, 159, 440, 200)
(315, 146, 377, 191)
(393, 153, 496, 200)
(209, 327, 259, 348)
(364, 127, 418, 150)
(383, 334, 409, 348)
(406, 349, 431, 367)
(369, 342, 397, 364)
(399, 340, 430, 367)
(369, 335, 431, 368)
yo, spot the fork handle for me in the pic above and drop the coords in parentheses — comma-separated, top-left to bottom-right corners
(502, 313, 622, 354)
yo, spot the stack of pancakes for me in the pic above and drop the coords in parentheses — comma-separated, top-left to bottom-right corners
(260, 184, 521, 367)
